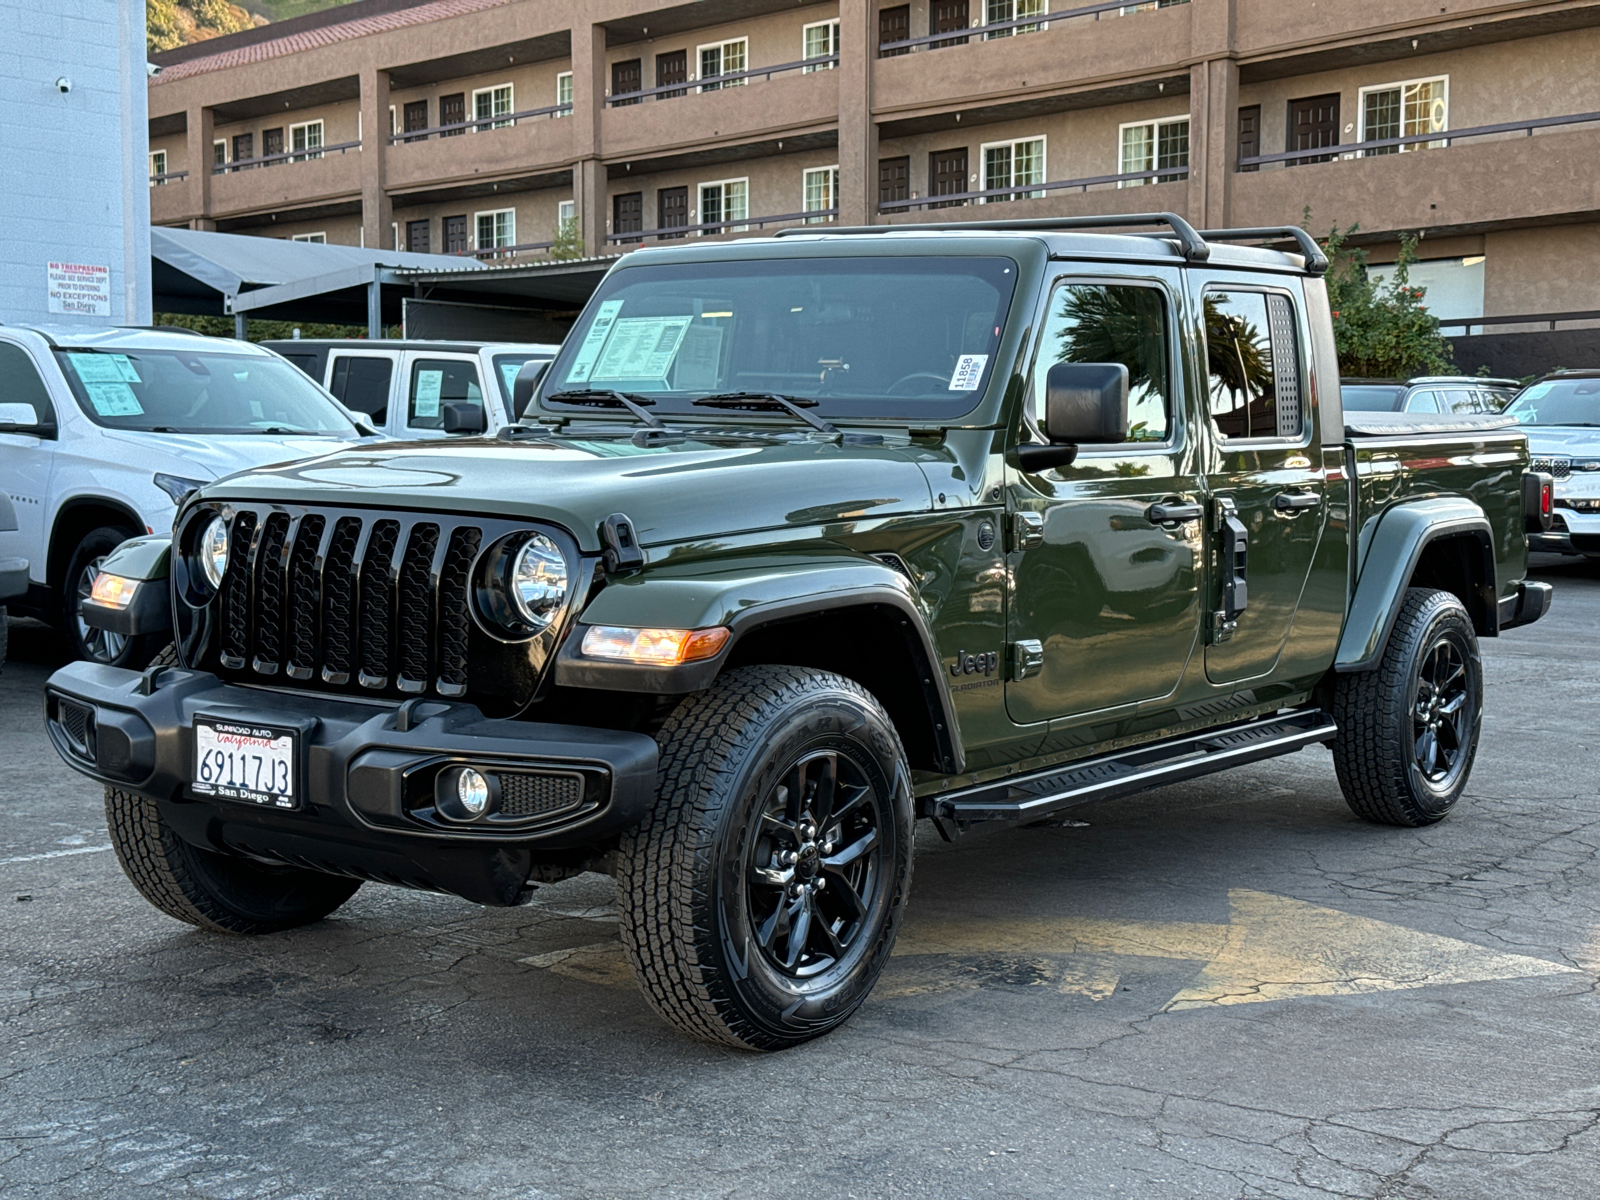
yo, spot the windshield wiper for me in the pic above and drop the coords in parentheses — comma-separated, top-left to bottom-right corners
(547, 389, 668, 429)
(693, 392, 841, 438)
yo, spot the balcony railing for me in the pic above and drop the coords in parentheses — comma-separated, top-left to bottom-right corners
(606, 208, 838, 244)
(214, 141, 360, 173)
(605, 55, 838, 106)
(1237, 110, 1600, 170)
(880, 165, 1186, 212)
(388, 103, 572, 143)
(454, 240, 558, 260)
(876, 0, 1187, 57)
(149, 170, 189, 186)
(1436, 309, 1600, 333)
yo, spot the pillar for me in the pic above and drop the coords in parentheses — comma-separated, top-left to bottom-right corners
(359, 65, 392, 251)
(1188, 57, 1239, 230)
(186, 104, 215, 230)
(837, 0, 877, 225)
(571, 22, 609, 255)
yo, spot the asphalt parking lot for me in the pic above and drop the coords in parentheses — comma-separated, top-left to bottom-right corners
(2, 557, 1597, 1200)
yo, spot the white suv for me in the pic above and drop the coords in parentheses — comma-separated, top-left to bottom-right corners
(0, 324, 380, 666)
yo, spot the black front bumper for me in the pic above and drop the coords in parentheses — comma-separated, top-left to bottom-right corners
(44, 661, 658, 906)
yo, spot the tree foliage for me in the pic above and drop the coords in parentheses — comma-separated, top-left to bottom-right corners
(549, 216, 585, 262)
(152, 313, 389, 342)
(147, 1, 259, 53)
(1317, 222, 1455, 379)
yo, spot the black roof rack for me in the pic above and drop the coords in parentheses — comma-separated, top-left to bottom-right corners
(775, 212, 1212, 264)
(1198, 226, 1329, 275)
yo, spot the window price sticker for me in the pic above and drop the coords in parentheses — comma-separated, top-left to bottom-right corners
(948, 354, 989, 391)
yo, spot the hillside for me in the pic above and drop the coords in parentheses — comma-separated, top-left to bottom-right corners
(146, 0, 361, 52)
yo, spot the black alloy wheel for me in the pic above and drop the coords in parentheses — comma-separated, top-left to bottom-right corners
(1410, 634, 1476, 793)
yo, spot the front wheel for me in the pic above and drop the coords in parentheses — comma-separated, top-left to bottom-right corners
(617, 666, 914, 1050)
(1330, 588, 1483, 826)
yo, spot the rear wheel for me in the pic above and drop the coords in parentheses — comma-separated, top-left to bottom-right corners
(1331, 588, 1483, 826)
(617, 666, 914, 1050)
(62, 526, 163, 668)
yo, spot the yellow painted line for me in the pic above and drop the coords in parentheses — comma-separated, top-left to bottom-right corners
(893, 916, 1230, 963)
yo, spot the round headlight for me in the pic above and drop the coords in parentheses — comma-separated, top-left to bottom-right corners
(200, 515, 229, 589)
(510, 534, 568, 631)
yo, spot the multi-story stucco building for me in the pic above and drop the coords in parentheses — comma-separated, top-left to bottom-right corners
(146, 0, 1600, 327)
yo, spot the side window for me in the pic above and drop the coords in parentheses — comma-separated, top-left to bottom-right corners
(1404, 389, 1441, 413)
(329, 355, 394, 421)
(1203, 288, 1304, 440)
(1033, 282, 1171, 442)
(1442, 388, 1481, 414)
(0, 342, 56, 427)
(408, 359, 482, 429)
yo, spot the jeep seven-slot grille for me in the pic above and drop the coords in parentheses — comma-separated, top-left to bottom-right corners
(213, 508, 487, 699)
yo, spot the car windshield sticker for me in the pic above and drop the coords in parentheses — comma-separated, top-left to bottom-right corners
(68, 352, 140, 384)
(949, 354, 988, 391)
(84, 381, 144, 416)
(672, 324, 725, 391)
(591, 317, 692, 382)
(566, 299, 625, 384)
(414, 370, 443, 418)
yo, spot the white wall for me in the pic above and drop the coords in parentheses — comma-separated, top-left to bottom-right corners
(0, 0, 151, 327)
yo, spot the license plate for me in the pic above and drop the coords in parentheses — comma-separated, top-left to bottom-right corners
(192, 717, 298, 809)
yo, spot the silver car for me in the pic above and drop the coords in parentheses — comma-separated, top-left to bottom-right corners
(1506, 370, 1600, 558)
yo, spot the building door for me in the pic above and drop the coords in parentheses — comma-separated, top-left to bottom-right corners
(403, 99, 428, 141)
(439, 93, 465, 136)
(1237, 105, 1260, 172)
(443, 214, 468, 254)
(232, 132, 253, 168)
(262, 127, 283, 164)
(658, 187, 688, 239)
(406, 219, 430, 254)
(1287, 94, 1339, 165)
(879, 5, 910, 56)
(612, 59, 642, 106)
(879, 156, 910, 209)
(656, 50, 687, 99)
(931, 0, 969, 48)
(928, 147, 968, 208)
(613, 192, 643, 244)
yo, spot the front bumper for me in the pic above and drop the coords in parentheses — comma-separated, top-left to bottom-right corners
(43, 661, 658, 905)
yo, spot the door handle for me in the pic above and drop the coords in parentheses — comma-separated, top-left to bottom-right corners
(1145, 500, 1204, 524)
(1273, 491, 1322, 512)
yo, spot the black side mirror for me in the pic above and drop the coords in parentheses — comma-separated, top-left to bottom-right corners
(441, 401, 487, 435)
(1018, 363, 1129, 471)
(512, 359, 550, 421)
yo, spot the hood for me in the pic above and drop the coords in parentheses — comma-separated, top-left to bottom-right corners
(1519, 426, 1600, 455)
(102, 428, 372, 483)
(199, 432, 939, 552)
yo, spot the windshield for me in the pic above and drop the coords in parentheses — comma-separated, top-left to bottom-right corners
(541, 256, 1018, 418)
(55, 347, 359, 435)
(1505, 378, 1600, 426)
(1341, 384, 1404, 412)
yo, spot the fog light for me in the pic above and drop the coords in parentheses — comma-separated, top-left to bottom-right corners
(458, 768, 490, 816)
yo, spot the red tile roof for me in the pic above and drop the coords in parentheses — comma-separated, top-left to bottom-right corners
(153, 0, 512, 82)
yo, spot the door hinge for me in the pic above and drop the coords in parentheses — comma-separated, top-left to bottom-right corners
(1009, 639, 1044, 681)
(1211, 495, 1249, 644)
(1010, 510, 1045, 551)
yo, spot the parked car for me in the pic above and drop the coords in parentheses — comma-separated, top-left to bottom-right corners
(0, 324, 381, 666)
(1504, 369, 1600, 557)
(1341, 376, 1522, 415)
(264, 338, 561, 438)
(50, 217, 1552, 1051)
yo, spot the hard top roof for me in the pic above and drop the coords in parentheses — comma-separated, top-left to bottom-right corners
(1, 324, 273, 354)
(259, 338, 560, 353)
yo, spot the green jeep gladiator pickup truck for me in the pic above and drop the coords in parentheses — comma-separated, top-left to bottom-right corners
(48, 214, 1554, 1050)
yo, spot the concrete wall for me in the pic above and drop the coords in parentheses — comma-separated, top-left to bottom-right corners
(0, 0, 151, 327)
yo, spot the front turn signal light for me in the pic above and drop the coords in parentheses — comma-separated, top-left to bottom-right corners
(580, 625, 730, 665)
(89, 572, 139, 610)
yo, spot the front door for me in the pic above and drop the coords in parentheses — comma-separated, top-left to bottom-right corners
(231, 132, 253, 168)
(928, 147, 968, 209)
(931, 0, 970, 47)
(443, 214, 468, 254)
(613, 192, 643, 244)
(403, 99, 428, 141)
(658, 187, 688, 239)
(406, 219, 430, 254)
(612, 59, 642, 106)
(439, 93, 465, 136)
(879, 5, 910, 56)
(1006, 269, 1204, 726)
(262, 127, 283, 163)
(1287, 94, 1340, 165)
(656, 50, 687, 98)
(0, 340, 59, 592)
(879, 156, 910, 207)
(1194, 276, 1326, 684)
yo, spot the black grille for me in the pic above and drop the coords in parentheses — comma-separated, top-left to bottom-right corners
(251, 513, 291, 672)
(321, 517, 362, 682)
(58, 700, 95, 759)
(285, 514, 325, 679)
(220, 511, 257, 668)
(358, 520, 401, 687)
(495, 772, 583, 819)
(437, 527, 480, 695)
(396, 524, 439, 691)
(1532, 456, 1572, 480)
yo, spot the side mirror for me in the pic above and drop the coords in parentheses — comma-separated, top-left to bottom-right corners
(441, 401, 487, 435)
(512, 359, 550, 421)
(1018, 363, 1129, 471)
(0, 402, 53, 438)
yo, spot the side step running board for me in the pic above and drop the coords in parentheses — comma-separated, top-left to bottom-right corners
(926, 708, 1338, 834)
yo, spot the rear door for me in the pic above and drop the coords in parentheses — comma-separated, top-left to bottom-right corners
(402, 354, 484, 438)
(326, 352, 397, 431)
(1005, 266, 1204, 727)
(1194, 276, 1327, 685)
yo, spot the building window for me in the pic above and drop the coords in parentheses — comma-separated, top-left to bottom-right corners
(472, 84, 515, 131)
(985, 0, 1047, 38)
(475, 208, 516, 255)
(699, 178, 748, 233)
(1203, 288, 1304, 440)
(556, 71, 573, 114)
(698, 39, 747, 92)
(389, 105, 398, 137)
(289, 120, 324, 161)
(1119, 115, 1188, 185)
(1359, 76, 1448, 155)
(803, 165, 839, 223)
(1120, 1, 1187, 12)
(392, 222, 401, 250)
(558, 199, 576, 225)
(291, 232, 327, 244)
(982, 137, 1045, 201)
(212, 140, 227, 173)
(803, 20, 839, 70)
(148, 150, 166, 186)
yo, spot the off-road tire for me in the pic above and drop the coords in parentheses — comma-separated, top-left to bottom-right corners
(62, 526, 163, 668)
(105, 785, 362, 934)
(1331, 587, 1483, 827)
(616, 666, 915, 1051)
(0, 605, 8, 673)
